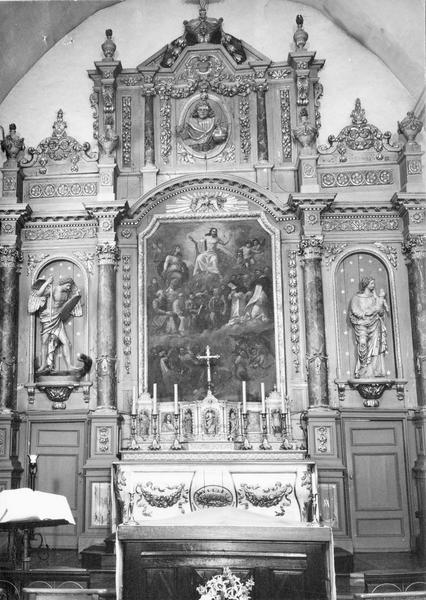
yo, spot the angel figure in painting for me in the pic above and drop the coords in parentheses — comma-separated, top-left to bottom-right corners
(28, 275, 82, 374)
(349, 276, 389, 379)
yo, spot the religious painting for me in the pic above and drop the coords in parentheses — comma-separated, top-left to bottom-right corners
(145, 218, 277, 404)
(177, 95, 229, 158)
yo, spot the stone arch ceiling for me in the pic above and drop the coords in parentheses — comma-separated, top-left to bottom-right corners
(0, 0, 424, 106)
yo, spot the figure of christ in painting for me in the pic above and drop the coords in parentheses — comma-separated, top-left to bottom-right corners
(189, 227, 233, 281)
(349, 276, 389, 378)
(28, 275, 82, 374)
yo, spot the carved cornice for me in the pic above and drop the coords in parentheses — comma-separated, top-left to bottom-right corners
(85, 203, 129, 231)
(0, 204, 32, 235)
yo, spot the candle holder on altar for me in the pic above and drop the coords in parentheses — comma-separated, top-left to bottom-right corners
(148, 413, 161, 451)
(170, 412, 183, 450)
(128, 412, 140, 450)
(240, 412, 252, 450)
(259, 412, 272, 450)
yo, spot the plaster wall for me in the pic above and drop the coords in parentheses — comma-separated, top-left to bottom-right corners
(0, 0, 420, 155)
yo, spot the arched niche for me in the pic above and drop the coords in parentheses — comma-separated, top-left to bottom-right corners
(335, 251, 397, 382)
(29, 258, 87, 378)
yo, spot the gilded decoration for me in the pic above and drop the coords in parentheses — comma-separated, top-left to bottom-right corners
(239, 95, 251, 161)
(21, 109, 96, 174)
(29, 182, 97, 199)
(0, 246, 22, 268)
(96, 426, 112, 453)
(121, 96, 132, 167)
(122, 255, 132, 374)
(280, 89, 292, 161)
(287, 250, 300, 373)
(27, 253, 50, 276)
(322, 215, 399, 232)
(24, 225, 97, 241)
(318, 98, 401, 163)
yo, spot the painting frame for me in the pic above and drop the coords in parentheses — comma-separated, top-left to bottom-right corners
(138, 211, 285, 404)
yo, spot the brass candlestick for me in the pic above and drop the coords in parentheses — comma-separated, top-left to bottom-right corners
(259, 412, 272, 450)
(128, 413, 140, 450)
(240, 412, 252, 450)
(170, 412, 183, 450)
(148, 413, 161, 451)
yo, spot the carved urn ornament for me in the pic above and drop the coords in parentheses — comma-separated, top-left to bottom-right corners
(98, 118, 119, 157)
(102, 29, 116, 60)
(398, 111, 423, 149)
(293, 14, 308, 50)
(0, 123, 25, 160)
(293, 108, 318, 154)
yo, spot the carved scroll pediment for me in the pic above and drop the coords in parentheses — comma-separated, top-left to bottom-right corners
(21, 109, 97, 175)
(318, 98, 401, 164)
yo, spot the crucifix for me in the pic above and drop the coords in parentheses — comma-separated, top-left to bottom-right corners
(196, 345, 220, 393)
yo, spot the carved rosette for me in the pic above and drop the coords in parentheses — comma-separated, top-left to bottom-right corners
(96, 242, 120, 267)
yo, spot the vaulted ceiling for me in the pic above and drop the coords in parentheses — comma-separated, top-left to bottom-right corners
(0, 0, 424, 106)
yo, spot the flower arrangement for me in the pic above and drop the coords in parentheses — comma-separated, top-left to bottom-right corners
(197, 567, 254, 600)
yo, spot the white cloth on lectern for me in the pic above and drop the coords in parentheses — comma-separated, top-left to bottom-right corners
(0, 488, 75, 524)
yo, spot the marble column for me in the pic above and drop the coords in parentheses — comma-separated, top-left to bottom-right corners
(144, 92, 155, 166)
(289, 194, 335, 407)
(256, 83, 269, 163)
(299, 236, 328, 406)
(0, 246, 21, 412)
(96, 242, 119, 411)
(0, 206, 31, 413)
(86, 204, 127, 412)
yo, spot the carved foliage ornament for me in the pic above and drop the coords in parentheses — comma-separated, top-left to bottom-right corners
(318, 98, 401, 162)
(0, 245, 22, 268)
(122, 255, 132, 374)
(21, 110, 96, 174)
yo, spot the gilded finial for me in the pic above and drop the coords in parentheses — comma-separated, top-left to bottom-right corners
(294, 14, 308, 51)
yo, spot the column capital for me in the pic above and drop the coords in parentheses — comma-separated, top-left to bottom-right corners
(298, 234, 324, 259)
(96, 241, 120, 267)
(402, 233, 426, 261)
(0, 245, 23, 269)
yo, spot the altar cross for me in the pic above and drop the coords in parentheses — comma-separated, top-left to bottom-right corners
(196, 345, 220, 391)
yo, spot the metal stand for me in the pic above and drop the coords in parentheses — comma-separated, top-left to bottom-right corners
(170, 413, 183, 450)
(148, 414, 161, 450)
(259, 412, 272, 450)
(280, 410, 290, 450)
(240, 412, 252, 450)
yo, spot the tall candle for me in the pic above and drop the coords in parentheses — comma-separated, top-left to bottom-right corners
(261, 382, 265, 413)
(152, 383, 157, 415)
(131, 387, 137, 415)
(174, 383, 179, 414)
(242, 381, 247, 413)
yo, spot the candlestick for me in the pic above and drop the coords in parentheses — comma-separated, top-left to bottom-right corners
(148, 413, 161, 451)
(152, 383, 157, 414)
(240, 412, 252, 451)
(242, 381, 247, 413)
(259, 412, 272, 450)
(174, 384, 179, 413)
(261, 382, 265, 412)
(131, 386, 137, 415)
(170, 413, 183, 450)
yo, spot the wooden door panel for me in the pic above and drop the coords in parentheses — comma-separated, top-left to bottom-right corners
(30, 421, 85, 549)
(344, 419, 410, 551)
